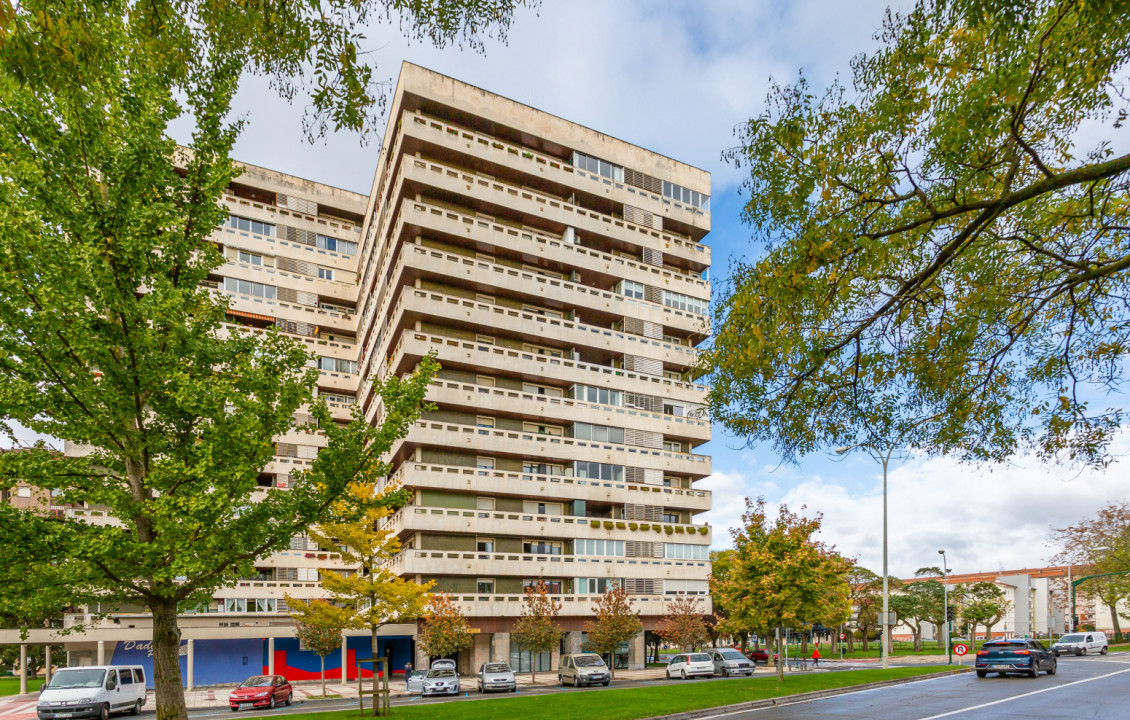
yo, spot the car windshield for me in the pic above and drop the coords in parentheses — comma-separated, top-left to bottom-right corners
(47, 669, 105, 690)
(689, 653, 712, 662)
(719, 650, 746, 660)
(427, 670, 455, 678)
(483, 664, 510, 674)
(574, 655, 605, 667)
(239, 676, 273, 688)
(409, 670, 427, 679)
(1058, 634, 1085, 643)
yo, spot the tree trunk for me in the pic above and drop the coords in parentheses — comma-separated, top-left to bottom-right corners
(531, 649, 536, 685)
(861, 626, 870, 651)
(775, 628, 784, 682)
(320, 656, 326, 698)
(847, 629, 855, 653)
(608, 650, 614, 682)
(913, 626, 922, 652)
(1110, 605, 1122, 642)
(370, 626, 378, 689)
(800, 633, 808, 669)
(151, 597, 188, 720)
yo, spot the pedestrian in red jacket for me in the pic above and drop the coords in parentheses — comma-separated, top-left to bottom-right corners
(812, 648, 821, 667)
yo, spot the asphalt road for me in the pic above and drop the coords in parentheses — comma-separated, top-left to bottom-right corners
(708, 655, 1130, 720)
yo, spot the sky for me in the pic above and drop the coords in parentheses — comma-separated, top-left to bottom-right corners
(11, 1, 1129, 579)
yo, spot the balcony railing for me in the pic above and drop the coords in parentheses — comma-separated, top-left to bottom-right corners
(386, 548, 710, 575)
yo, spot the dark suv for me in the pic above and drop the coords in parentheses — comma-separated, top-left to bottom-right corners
(975, 639, 1057, 678)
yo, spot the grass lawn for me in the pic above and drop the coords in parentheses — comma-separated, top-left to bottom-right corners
(303, 667, 951, 720)
(0, 676, 45, 696)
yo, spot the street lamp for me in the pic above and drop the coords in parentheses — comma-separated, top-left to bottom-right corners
(836, 443, 895, 670)
(938, 550, 950, 664)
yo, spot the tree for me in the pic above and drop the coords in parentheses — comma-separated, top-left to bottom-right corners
(717, 498, 853, 680)
(644, 630, 664, 665)
(1049, 501, 1130, 639)
(582, 586, 642, 681)
(708, 549, 754, 652)
(288, 599, 347, 698)
(890, 587, 931, 652)
(0, 1, 528, 719)
(704, 0, 1130, 469)
(912, 567, 953, 649)
(511, 581, 564, 685)
(657, 597, 708, 652)
(847, 567, 881, 653)
(961, 582, 1011, 649)
(311, 490, 434, 663)
(417, 593, 473, 664)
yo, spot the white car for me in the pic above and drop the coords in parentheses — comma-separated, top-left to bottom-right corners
(666, 653, 714, 680)
(558, 653, 610, 687)
(1051, 632, 1108, 656)
(37, 666, 148, 720)
(476, 662, 516, 693)
(711, 648, 754, 677)
(421, 669, 460, 696)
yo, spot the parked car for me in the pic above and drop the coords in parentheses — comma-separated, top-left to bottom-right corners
(558, 653, 610, 687)
(665, 653, 714, 680)
(421, 669, 460, 696)
(38, 666, 148, 720)
(1051, 632, 1108, 656)
(229, 675, 292, 711)
(405, 670, 428, 694)
(975, 639, 1057, 678)
(476, 662, 516, 693)
(711, 649, 754, 677)
(746, 648, 769, 664)
(430, 659, 457, 671)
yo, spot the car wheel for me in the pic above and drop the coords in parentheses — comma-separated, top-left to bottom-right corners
(269, 695, 275, 709)
(665, 669, 671, 680)
(976, 670, 987, 678)
(1079, 648, 1086, 656)
(1048, 660, 1057, 676)
(130, 700, 142, 716)
(680, 670, 687, 680)
(602, 681, 609, 687)
(1028, 664, 1039, 679)
(1101, 647, 1108, 655)
(284, 694, 291, 707)
(99, 704, 110, 720)
(231, 708, 239, 713)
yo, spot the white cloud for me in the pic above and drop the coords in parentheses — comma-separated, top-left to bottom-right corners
(699, 434, 1130, 578)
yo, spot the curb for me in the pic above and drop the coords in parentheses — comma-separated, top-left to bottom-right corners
(643, 668, 971, 720)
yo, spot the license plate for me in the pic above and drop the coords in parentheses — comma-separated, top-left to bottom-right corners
(56, 714, 74, 718)
(990, 664, 1011, 670)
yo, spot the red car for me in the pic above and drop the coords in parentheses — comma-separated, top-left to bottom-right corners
(746, 648, 769, 663)
(229, 675, 293, 711)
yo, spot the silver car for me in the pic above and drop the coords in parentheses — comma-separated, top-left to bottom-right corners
(405, 669, 427, 694)
(711, 648, 754, 677)
(421, 669, 460, 696)
(476, 662, 516, 693)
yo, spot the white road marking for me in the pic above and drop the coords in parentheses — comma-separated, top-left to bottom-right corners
(913, 667, 1130, 720)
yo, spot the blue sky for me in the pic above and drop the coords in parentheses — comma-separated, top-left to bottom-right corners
(12, 1, 1128, 577)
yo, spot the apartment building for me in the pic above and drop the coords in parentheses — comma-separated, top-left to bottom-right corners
(356, 63, 714, 673)
(5, 62, 714, 686)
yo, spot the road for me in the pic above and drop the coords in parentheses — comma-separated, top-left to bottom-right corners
(705, 655, 1130, 720)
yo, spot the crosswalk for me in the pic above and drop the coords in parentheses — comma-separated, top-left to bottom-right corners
(0, 698, 39, 720)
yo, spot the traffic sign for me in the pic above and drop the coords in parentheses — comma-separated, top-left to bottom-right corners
(839, 633, 845, 640)
(954, 644, 968, 656)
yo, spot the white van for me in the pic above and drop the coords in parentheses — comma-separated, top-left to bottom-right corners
(37, 666, 147, 720)
(1051, 631, 1108, 656)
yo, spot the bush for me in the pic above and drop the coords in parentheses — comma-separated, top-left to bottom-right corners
(639, 524, 650, 531)
(653, 525, 663, 533)
(616, 522, 626, 530)
(629, 523, 639, 531)
(664, 526, 674, 535)
(603, 521, 614, 530)
(674, 526, 684, 534)
(698, 527, 709, 535)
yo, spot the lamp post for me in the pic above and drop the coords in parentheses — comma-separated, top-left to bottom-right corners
(938, 549, 950, 665)
(836, 443, 894, 670)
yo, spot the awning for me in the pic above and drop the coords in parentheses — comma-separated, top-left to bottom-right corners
(226, 309, 276, 323)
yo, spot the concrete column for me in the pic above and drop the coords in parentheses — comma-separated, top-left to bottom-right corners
(341, 632, 348, 683)
(627, 631, 646, 671)
(19, 645, 27, 695)
(491, 632, 510, 665)
(564, 631, 583, 655)
(45, 646, 52, 686)
(186, 639, 194, 692)
(550, 643, 560, 672)
(267, 638, 275, 675)
(471, 634, 490, 672)
(413, 642, 429, 671)
(96, 640, 105, 666)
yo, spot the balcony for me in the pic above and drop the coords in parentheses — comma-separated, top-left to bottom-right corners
(423, 379, 711, 443)
(442, 592, 711, 618)
(389, 461, 712, 512)
(387, 549, 709, 581)
(383, 505, 712, 544)
(391, 421, 711, 477)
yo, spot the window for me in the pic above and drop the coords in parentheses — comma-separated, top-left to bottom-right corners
(662, 290, 708, 316)
(476, 335, 495, 345)
(477, 538, 495, 553)
(317, 234, 357, 255)
(576, 539, 625, 557)
(119, 670, 134, 686)
(15, 487, 31, 498)
(664, 441, 683, 453)
(477, 294, 497, 305)
(317, 267, 334, 281)
(573, 152, 623, 182)
(523, 579, 563, 593)
(223, 598, 248, 613)
(225, 215, 275, 236)
(476, 497, 495, 511)
(663, 403, 685, 417)
(663, 512, 680, 524)
(476, 416, 495, 435)
(619, 280, 645, 299)
(238, 251, 263, 266)
(524, 462, 565, 476)
(572, 385, 622, 407)
(477, 375, 496, 387)
(476, 456, 495, 470)
(573, 423, 625, 444)
(523, 382, 562, 397)
(524, 422, 563, 436)
(574, 462, 624, 482)
(224, 277, 277, 300)
(523, 540, 562, 555)
(320, 393, 356, 405)
(477, 579, 495, 594)
(665, 543, 709, 560)
(319, 357, 357, 374)
(523, 343, 563, 358)
(255, 598, 277, 613)
(524, 501, 563, 516)
(662, 180, 710, 211)
(577, 577, 620, 594)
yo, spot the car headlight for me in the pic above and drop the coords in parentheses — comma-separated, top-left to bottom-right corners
(255, 692, 270, 698)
